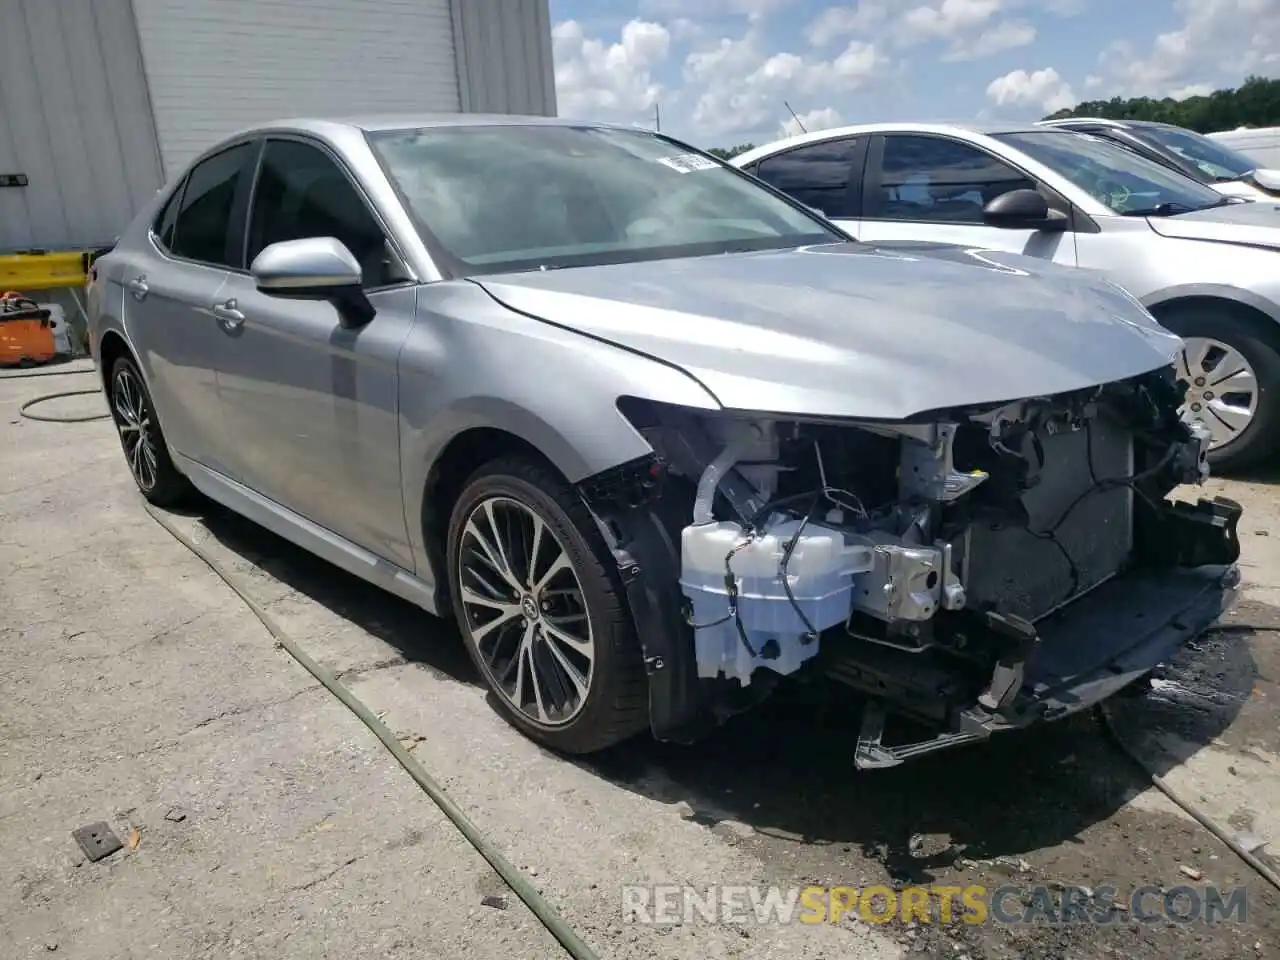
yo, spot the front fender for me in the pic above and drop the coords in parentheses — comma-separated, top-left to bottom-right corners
(397, 280, 722, 586)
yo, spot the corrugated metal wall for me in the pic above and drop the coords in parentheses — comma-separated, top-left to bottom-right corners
(0, 0, 164, 252)
(0, 0, 556, 253)
(131, 0, 464, 176)
(451, 0, 557, 117)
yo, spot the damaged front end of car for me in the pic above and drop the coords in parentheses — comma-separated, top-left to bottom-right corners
(577, 363, 1241, 769)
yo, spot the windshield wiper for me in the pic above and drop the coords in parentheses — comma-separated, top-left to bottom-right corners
(1122, 201, 1200, 217)
(1218, 169, 1258, 183)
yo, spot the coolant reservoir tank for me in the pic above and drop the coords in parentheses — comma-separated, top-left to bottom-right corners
(680, 519, 874, 685)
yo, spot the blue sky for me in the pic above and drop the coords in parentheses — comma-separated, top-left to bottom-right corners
(548, 0, 1280, 147)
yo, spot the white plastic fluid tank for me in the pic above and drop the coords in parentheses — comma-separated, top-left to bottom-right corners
(40, 302, 71, 356)
(680, 519, 874, 685)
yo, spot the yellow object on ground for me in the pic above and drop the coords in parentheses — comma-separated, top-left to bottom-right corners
(0, 250, 88, 291)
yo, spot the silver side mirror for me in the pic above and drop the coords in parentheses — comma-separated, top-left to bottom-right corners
(250, 237, 362, 294)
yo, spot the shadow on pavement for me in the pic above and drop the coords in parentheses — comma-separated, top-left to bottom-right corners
(194, 502, 477, 685)
(1219, 458, 1280, 486)
(187, 499, 1257, 886)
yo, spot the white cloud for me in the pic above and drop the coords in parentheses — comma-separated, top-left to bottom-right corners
(900, 0, 1003, 42)
(986, 67, 1078, 114)
(942, 19, 1036, 61)
(667, 18, 705, 43)
(639, 0, 789, 18)
(1097, 0, 1280, 99)
(892, 0, 1036, 61)
(552, 19, 672, 123)
(805, 2, 890, 46)
(685, 26, 887, 137)
(1169, 82, 1215, 100)
(780, 106, 844, 136)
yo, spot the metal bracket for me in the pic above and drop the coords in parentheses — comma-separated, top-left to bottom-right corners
(854, 700, 985, 770)
(977, 611, 1039, 712)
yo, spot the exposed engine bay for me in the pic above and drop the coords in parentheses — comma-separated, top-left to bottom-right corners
(582, 365, 1241, 768)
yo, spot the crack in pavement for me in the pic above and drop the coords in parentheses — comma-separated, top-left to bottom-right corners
(105, 685, 326, 766)
(188, 684, 322, 733)
(334, 656, 408, 682)
(59, 611, 214, 663)
(290, 855, 362, 893)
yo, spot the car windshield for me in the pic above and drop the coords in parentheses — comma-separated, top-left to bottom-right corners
(367, 124, 840, 275)
(994, 130, 1227, 216)
(1133, 125, 1259, 181)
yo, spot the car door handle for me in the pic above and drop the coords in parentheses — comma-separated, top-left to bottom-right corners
(127, 276, 149, 300)
(212, 299, 245, 329)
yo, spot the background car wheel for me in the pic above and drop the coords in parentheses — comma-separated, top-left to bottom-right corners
(1157, 304, 1280, 473)
(446, 455, 649, 754)
(108, 355, 192, 506)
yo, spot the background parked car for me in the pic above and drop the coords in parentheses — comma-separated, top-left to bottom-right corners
(1209, 125, 1280, 170)
(1038, 117, 1280, 200)
(733, 122, 1280, 471)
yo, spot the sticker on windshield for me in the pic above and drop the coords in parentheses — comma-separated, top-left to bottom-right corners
(656, 153, 719, 173)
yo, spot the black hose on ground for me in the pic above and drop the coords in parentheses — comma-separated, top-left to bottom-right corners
(18, 388, 109, 422)
(1, 364, 109, 422)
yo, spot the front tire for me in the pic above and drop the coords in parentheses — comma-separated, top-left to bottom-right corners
(107, 355, 192, 506)
(446, 455, 648, 754)
(1159, 304, 1280, 472)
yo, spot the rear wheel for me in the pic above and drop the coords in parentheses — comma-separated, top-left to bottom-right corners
(1159, 304, 1280, 472)
(446, 455, 648, 754)
(108, 355, 192, 506)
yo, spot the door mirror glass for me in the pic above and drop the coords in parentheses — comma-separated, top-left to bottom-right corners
(250, 237, 363, 294)
(981, 188, 1066, 232)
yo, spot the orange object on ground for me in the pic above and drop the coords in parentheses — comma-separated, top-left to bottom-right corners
(0, 291, 56, 366)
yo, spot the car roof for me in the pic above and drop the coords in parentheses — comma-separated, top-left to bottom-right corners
(237, 113, 637, 137)
(730, 120, 1044, 165)
(1040, 117, 1174, 131)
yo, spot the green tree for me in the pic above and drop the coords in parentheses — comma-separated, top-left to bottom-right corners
(1042, 75, 1280, 133)
(706, 143, 757, 160)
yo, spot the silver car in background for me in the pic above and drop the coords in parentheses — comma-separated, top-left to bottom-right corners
(87, 116, 1238, 769)
(734, 122, 1280, 470)
(1037, 117, 1280, 201)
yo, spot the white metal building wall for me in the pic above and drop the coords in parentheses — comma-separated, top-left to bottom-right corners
(131, 0, 463, 176)
(2, 0, 556, 252)
(0, 0, 165, 252)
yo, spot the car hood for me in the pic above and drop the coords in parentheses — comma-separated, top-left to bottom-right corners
(1212, 180, 1273, 200)
(1147, 196, 1280, 248)
(471, 242, 1182, 421)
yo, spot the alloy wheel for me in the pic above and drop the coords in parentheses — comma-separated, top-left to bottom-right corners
(1176, 336, 1259, 450)
(112, 366, 159, 491)
(456, 496, 595, 727)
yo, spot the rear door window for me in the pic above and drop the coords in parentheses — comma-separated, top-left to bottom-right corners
(170, 143, 254, 267)
(152, 183, 184, 251)
(754, 138, 863, 218)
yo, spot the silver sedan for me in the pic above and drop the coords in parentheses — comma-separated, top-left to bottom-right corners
(88, 115, 1238, 768)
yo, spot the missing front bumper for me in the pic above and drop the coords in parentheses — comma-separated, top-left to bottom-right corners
(845, 561, 1241, 769)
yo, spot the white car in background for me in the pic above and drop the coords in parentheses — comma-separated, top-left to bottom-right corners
(1210, 126, 1280, 171)
(732, 122, 1280, 471)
